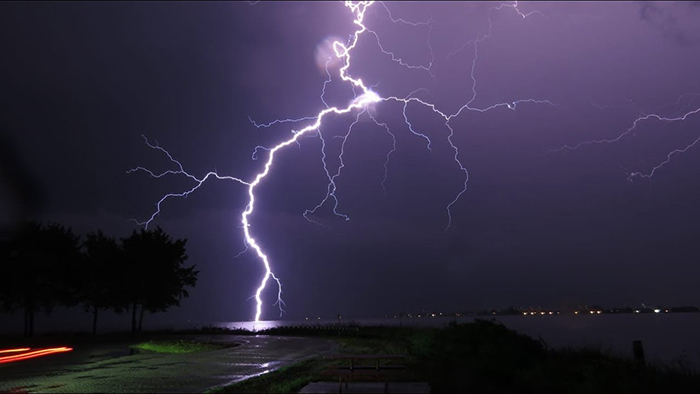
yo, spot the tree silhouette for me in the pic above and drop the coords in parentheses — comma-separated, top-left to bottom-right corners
(81, 230, 129, 335)
(0, 221, 80, 336)
(1, 222, 197, 336)
(121, 227, 198, 335)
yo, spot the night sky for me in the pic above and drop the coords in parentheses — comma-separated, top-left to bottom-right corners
(2, 1, 700, 328)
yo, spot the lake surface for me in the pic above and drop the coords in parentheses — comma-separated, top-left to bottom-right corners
(219, 313, 700, 371)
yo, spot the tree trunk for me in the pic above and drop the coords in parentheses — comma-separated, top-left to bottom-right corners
(92, 304, 99, 335)
(138, 305, 145, 333)
(131, 302, 137, 337)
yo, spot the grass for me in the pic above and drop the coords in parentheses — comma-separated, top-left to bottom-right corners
(130, 339, 227, 354)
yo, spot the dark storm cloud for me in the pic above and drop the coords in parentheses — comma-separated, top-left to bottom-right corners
(638, 1, 700, 46)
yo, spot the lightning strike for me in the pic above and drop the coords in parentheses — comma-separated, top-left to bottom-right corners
(304, 109, 366, 225)
(494, 1, 544, 19)
(628, 135, 700, 180)
(367, 111, 396, 193)
(132, 0, 554, 320)
(550, 101, 700, 180)
(127, 135, 249, 228)
(248, 115, 318, 130)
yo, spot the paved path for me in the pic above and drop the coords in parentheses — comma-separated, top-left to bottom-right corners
(0, 335, 338, 393)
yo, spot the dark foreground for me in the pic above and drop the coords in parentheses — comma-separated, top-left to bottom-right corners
(218, 320, 700, 393)
(2, 320, 700, 393)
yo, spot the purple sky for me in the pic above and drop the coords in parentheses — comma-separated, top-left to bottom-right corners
(2, 2, 700, 328)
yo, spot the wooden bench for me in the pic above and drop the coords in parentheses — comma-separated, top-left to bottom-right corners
(320, 354, 406, 393)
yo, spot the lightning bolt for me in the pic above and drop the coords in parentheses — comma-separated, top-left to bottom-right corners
(549, 98, 700, 180)
(303, 109, 365, 225)
(127, 136, 250, 228)
(366, 3, 435, 77)
(131, 1, 553, 321)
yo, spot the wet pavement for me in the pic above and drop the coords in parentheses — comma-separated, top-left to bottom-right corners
(0, 335, 338, 393)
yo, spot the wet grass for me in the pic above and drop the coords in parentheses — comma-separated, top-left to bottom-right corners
(130, 339, 226, 354)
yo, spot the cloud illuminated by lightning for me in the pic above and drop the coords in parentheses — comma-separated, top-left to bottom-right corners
(131, 1, 554, 321)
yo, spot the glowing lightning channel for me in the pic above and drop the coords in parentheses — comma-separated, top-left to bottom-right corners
(304, 109, 366, 225)
(628, 136, 700, 180)
(128, 136, 250, 227)
(367, 111, 396, 194)
(494, 1, 544, 19)
(248, 115, 318, 130)
(549, 102, 700, 180)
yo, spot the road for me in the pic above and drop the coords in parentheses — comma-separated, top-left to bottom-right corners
(0, 335, 338, 393)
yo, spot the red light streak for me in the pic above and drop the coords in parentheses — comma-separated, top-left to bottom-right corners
(0, 347, 73, 364)
(0, 348, 31, 354)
